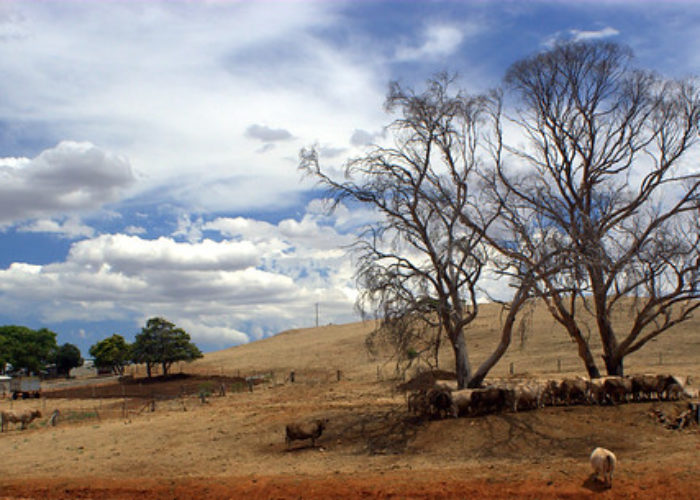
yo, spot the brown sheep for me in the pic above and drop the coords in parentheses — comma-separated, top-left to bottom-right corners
(1, 409, 42, 432)
(469, 387, 508, 415)
(285, 418, 328, 449)
(603, 376, 632, 404)
(426, 387, 457, 419)
(631, 374, 659, 401)
(560, 377, 589, 405)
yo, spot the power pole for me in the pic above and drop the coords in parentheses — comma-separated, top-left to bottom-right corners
(315, 302, 319, 328)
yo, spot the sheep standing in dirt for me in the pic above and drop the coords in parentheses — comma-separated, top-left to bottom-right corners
(285, 418, 328, 449)
(590, 447, 616, 488)
(1, 409, 42, 432)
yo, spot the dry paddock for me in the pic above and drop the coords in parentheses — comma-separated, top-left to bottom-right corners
(1, 373, 699, 499)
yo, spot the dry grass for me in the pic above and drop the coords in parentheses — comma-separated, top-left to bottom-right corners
(190, 299, 700, 382)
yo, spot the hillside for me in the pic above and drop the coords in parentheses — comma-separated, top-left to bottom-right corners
(190, 299, 700, 382)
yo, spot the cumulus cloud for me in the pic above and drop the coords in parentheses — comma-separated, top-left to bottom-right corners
(0, 141, 135, 225)
(0, 202, 365, 347)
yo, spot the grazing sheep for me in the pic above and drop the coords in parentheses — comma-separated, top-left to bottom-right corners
(603, 376, 632, 404)
(509, 383, 543, 412)
(1, 409, 42, 431)
(285, 418, 328, 449)
(451, 389, 475, 417)
(590, 447, 616, 488)
(469, 387, 508, 416)
(427, 387, 457, 419)
(542, 379, 563, 406)
(631, 374, 659, 401)
(560, 377, 589, 405)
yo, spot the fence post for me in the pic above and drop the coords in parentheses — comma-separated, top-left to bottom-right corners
(509, 362, 514, 375)
(337, 370, 342, 382)
(290, 371, 295, 383)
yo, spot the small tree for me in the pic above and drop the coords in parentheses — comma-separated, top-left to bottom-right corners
(489, 41, 700, 377)
(131, 317, 202, 378)
(89, 334, 131, 376)
(54, 343, 83, 378)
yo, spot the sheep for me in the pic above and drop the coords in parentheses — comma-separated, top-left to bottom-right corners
(590, 447, 616, 488)
(427, 387, 457, 419)
(285, 418, 328, 449)
(541, 379, 563, 406)
(509, 383, 544, 412)
(631, 374, 659, 401)
(1, 409, 42, 432)
(468, 387, 508, 416)
(603, 376, 632, 404)
(451, 389, 475, 417)
(560, 377, 589, 405)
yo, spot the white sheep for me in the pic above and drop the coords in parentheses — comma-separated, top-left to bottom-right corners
(590, 447, 616, 487)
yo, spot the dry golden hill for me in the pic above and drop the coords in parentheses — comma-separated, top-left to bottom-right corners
(190, 299, 700, 383)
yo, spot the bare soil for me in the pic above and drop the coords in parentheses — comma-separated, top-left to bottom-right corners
(1, 312, 699, 499)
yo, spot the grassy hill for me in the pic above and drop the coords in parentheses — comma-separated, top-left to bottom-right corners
(190, 299, 700, 383)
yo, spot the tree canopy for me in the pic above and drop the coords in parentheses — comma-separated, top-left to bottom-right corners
(54, 343, 84, 377)
(486, 40, 700, 376)
(131, 317, 203, 378)
(301, 74, 534, 389)
(0, 325, 58, 375)
(89, 334, 132, 376)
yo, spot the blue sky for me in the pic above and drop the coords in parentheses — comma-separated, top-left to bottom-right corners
(0, 0, 699, 356)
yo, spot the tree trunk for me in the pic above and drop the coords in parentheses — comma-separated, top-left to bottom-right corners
(603, 353, 624, 376)
(470, 283, 531, 388)
(452, 329, 471, 390)
(574, 334, 601, 379)
(146, 362, 152, 378)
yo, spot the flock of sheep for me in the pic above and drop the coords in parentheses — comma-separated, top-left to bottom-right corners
(407, 373, 691, 419)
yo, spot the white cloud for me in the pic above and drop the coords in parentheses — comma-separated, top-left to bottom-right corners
(0, 141, 135, 225)
(17, 216, 95, 239)
(0, 203, 365, 347)
(0, 2, 387, 214)
(395, 24, 467, 61)
(570, 27, 620, 42)
(544, 26, 620, 47)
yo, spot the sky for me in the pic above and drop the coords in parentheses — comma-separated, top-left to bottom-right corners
(0, 0, 699, 356)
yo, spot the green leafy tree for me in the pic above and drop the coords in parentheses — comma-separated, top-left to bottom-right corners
(0, 326, 58, 374)
(131, 317, 203, 378)
(54, 343, 84, 378)
(89, 334, 132, 376)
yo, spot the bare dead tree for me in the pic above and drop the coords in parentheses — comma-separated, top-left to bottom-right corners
(487, 41, 700, 377)
(300, 74, 532, 389)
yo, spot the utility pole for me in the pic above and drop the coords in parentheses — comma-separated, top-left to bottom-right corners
(315, 302, 319, 328)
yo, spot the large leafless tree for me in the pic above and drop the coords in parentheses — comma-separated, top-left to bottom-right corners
(486, 41, 700, 377)
(300, 75, 532, 389)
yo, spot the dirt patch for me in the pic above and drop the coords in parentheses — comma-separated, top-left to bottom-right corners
(1, 468, 699, 499)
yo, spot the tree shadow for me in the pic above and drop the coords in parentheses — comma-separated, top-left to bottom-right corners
(334, 408, 425, 455)
(582, 473, 611, 493)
